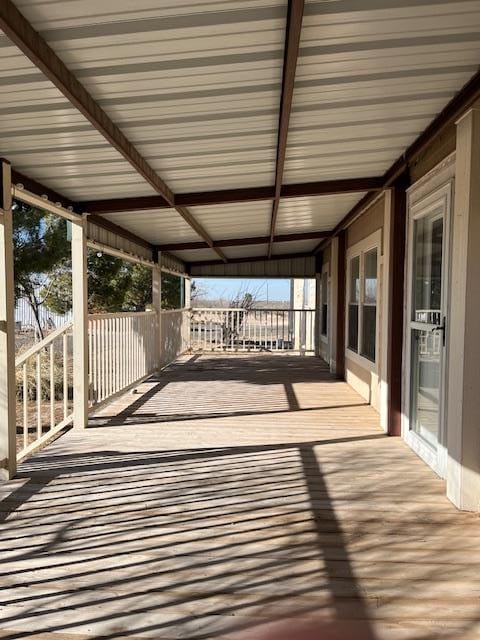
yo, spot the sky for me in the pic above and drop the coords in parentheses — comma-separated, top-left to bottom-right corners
(193, 278, 291, 302)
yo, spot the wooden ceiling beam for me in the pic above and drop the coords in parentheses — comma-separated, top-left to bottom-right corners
(267, 0, 304, 259)
(157, 230, 330, 252)
(81, 177, 382, 214)
(0, 0, 226, 262)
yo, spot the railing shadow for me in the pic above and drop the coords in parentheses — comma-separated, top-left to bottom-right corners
(1, 434, 479, 639)
(2, 354, 480, 639)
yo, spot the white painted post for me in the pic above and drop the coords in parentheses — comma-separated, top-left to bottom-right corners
(0, 159, 16, 479)
(446, 107, 480, 511)
(379, 190, 392, 432)
(72, 214, 89, 428)
(184, 277, 192, 308)
(152, 261, 162, 370)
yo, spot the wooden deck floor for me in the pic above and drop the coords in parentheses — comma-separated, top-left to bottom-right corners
(1, 354, 480, 640)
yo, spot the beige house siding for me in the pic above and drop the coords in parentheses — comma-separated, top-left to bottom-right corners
(345, 194, 388, 414)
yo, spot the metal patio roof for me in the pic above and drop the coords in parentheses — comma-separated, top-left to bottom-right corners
(1, 0, 480, 266)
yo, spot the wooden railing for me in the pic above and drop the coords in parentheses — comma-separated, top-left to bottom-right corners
(15, 307, 314, 460)
(88, 311, 158, 407)
(190, 308, 316, 353)
(159, 308, 190, 366)
(15, 321, 74, 461)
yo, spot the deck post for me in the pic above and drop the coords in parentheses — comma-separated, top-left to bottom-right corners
(72, 214, 89, 428)
(184, 277, 191, 308)
(335, 230, 346, 379)
(152, 257, 162, 369)
(386, 182, 407, 436)
(446, 107, 480, 511)
(0, 159, 16, 479)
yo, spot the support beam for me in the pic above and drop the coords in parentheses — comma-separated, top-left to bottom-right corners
(0, 159, 16, 479)
(157, 230, 330, 252)
(386, 182, 408, 436)
(71, 215, 89, 429)
(267, 0, 304, 258)
(12, 169, 75, 209)
(335, 231, 346, 380)
(80, 177, 384, 214)
(0, 1, 225, 263)
(11, 166, 155, 254)
(88, 214, 154, 252)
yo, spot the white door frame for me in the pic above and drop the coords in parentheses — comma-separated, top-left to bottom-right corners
(402, 181, 452, 478)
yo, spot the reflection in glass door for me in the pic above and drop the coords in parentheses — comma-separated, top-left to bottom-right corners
(405, 186, 450, 477)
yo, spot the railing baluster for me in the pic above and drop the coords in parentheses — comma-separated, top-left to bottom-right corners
(49, 342, 55, 430)
(15, 322, 74, 461)
(23, 362, 28, 449)
(36, 351, 42, 439)
(63, 331, 68, 418)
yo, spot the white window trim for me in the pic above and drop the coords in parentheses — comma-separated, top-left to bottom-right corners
(345, 229, 382, 373)
(320, 261, 329, 344)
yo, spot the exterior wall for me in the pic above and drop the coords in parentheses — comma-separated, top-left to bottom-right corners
(446, 109, 480, 511)
(344, 194, 387, 413)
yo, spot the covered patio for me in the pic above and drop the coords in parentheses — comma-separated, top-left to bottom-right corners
(2, 353, 480, 639)
(2, 1, 480, 637)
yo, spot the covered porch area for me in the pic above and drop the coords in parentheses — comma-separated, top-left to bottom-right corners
(2, 353, 480, 639)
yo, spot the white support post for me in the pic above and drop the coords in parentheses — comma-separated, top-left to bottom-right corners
(446, 107, 480, 511)
(0, 159, 16, 479)
(379, 190, 392, 432)
(152, 260, 162, 370)
(184, 277, 192, 308)
(72, 214, 89, 428)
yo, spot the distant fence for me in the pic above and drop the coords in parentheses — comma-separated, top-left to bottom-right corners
(15, 295, 72, 337)
(190, 308, 316, 353)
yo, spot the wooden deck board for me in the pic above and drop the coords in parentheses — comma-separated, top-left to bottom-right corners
(1, 354, 480, 640)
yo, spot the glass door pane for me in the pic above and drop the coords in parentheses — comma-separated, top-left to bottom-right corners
(411, 328, 442, 447)
(413, 215, 443, 324)
(410, 212, 444, 446)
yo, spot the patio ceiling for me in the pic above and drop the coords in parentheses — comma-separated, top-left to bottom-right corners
(1, 1, 480, 265)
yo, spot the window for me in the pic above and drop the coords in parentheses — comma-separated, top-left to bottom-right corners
(321, 266, 329, 337)
(347, 234, 380, 366)
(348, 256, 360, 352)
(361, 249, 378, 362)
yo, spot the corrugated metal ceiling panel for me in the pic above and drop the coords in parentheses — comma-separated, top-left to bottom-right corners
(191, 202, 272, 240)
(172, 247, 220, 263)
(284, 0, 480, 183)
(275, 193, 366, 234)
(12, 0, 287, 194)
(0, 38, 157, 201)
(101, 209, 202, 244)
(222, 244, 269, 260)
(272, 239, 318, 255)
(1, 0, 480, 264)
(190, 254, 316, 277)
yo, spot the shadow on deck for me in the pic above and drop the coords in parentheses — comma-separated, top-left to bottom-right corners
(0, 354, 479, 639)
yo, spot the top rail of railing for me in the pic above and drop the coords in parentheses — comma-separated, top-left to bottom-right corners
(192, 307, 314, 312)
